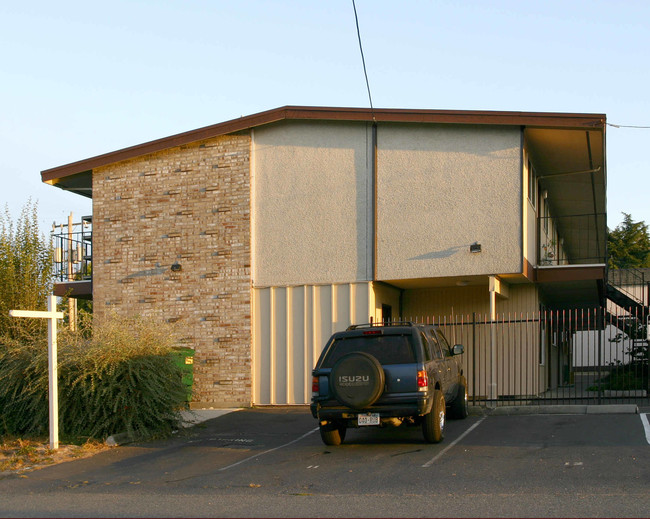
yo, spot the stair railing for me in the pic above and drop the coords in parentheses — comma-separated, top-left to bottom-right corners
(608, 268, 647, 307)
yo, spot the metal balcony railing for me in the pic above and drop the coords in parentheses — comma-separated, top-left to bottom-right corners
(51, 215, 92, 283)
(538, 213, 607, 266)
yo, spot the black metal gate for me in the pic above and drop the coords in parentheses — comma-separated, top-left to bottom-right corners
(433, 307, 649, 407)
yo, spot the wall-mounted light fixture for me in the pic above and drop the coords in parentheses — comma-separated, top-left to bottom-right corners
(543, 190, 548, 199)
(171, 262, 182, 272)
(470, 242, 481, 253)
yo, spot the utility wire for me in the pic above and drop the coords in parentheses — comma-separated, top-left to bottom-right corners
(607, 122, 650, 129)
(350, 4, 650, 132)
(352, 0, 375, 123)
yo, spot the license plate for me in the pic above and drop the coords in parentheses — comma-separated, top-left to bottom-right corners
(358, 413, 380, 426)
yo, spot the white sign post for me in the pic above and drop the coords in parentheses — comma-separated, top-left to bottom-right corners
(10, 294, 64, 450)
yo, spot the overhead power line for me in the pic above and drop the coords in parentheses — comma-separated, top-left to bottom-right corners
(352, 0, 375, 123)
(607, 123, 650, 129)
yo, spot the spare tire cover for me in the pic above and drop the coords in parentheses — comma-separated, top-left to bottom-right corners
(330, 352, 385, 409)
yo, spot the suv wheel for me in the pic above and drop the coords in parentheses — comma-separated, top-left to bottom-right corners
(330, 352, 385, 409)
(319, 422, 347, 446)
(422, 389, 445, 443)
(450, 377, 469, 419)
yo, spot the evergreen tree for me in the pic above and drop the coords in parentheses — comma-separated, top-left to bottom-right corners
(607, 213, 650, 269)
(0, 200, 53, 341)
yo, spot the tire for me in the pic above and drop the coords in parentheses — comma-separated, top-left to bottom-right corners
(449, 378, 469, 419)
(330, 352, 385, 409)
(422, 389, 445, 443)
(319, 422, 347, 446)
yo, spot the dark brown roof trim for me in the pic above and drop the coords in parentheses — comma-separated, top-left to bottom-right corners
(42, 105, 606, 182)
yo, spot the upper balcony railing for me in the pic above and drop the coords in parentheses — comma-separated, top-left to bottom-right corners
(537, 213, 607, 267)
(51, 215, 92, 283)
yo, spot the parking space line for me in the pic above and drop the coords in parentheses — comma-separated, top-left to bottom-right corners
(218, 427, 320, 471)
(421, 416, 486, 468)
(641, 414, 650, 445)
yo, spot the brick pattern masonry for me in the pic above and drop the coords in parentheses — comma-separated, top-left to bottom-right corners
(93, 134, 252, 407)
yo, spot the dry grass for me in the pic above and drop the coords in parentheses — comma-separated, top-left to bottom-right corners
(0, 438, 111, 475)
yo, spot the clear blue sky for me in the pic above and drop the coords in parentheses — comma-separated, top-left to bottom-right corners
(2, 0, 648, 233)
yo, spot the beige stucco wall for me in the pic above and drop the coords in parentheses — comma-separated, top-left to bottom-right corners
(376, 124, 523, 281)
(252, 121, 373, 287)
(253, 122, 524, 287)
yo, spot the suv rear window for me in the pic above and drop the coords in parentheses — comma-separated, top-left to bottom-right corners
(321, 334, 416, 367)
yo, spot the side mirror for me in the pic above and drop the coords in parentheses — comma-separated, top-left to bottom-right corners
(452, 344, 464, 356)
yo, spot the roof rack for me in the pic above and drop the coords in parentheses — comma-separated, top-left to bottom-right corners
(346, 321, 417, 331)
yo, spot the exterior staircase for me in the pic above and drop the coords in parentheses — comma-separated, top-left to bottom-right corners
(606, 268, 649, 363)
(606, 283, 646, 315)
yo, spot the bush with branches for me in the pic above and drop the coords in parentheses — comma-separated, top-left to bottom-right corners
(0, 313, 189, 440)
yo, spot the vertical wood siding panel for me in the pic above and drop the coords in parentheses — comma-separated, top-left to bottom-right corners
(291, 286, 306, 404)
(273, 287, 287, 405)
(254, 288, 271, 405)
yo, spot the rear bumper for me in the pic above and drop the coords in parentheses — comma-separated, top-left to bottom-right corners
(311, 396, 431, 421)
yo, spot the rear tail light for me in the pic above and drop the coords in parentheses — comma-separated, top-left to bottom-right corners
(417, 370, 428, 391)
(312, 376, 319, 394)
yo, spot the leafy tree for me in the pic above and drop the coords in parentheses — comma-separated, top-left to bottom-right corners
(607, 213, 650, 269)
(0, 201, 53, 341)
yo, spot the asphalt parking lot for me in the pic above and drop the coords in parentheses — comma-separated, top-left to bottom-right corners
(1, 405, 649, 518)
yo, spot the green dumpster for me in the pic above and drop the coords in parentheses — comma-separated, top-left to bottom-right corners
(171, 347, 194, 403)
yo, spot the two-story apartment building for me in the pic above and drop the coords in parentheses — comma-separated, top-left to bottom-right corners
(42, 106, 607, 408)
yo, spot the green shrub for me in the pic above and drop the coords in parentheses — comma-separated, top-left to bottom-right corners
(0, 313, 188, 441)
(0, 337, 49, 437)
(588, 364, 648, 392)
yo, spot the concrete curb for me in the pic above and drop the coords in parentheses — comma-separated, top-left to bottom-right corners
(472, 404, 639, 416)
(180, 408, 241, 426)
(585, 404, 639, 414)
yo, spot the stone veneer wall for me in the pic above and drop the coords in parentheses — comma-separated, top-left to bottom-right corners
(92, 134, 252, 407)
